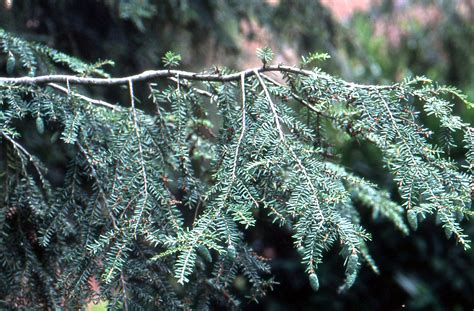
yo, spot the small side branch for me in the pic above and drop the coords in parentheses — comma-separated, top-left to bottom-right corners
(48, 83, 121, 110)
(254, 69, 285, 141)
(167, 77, 213, 98)
(121, 271, 129, 311)
(76, 142, 118, 230)
(231, 73, 247, 181)
(128, 79, 149, 234)
(1, 131, 45, 179)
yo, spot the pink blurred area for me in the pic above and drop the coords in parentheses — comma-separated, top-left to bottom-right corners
(237, 0, 473, 71)
(321, 0, 377, 22)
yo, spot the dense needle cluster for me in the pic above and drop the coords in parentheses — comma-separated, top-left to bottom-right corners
(0, 29, 472, 309)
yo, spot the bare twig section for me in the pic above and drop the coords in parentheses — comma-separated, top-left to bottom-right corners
(231, 73, 247, 181)
(167, 77, 213, 98)
(48, 83, 121, 110)
(0, 65, 395, 89)
(1, 131, 45, 179)
(254, 69, 285, 141)
(1, 131, 34, 160)
(128, 79, 148, 235)
(121, 271, 129, 311)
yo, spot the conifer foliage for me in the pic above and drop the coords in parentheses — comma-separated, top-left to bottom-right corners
(0, 29, 472, 309)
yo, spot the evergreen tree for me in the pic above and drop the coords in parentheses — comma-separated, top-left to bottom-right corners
(0, 28, 472, 309)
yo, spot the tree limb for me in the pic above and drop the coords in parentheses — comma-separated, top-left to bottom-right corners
(0, 65, 395, 90)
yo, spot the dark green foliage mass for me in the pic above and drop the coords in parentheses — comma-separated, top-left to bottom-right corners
(0, 28, 472, 309)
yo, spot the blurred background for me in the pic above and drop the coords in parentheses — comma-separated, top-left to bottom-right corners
(1, 0, 473, 309)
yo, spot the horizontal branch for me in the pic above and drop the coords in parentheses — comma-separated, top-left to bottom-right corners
(0, 65, 394, 90)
